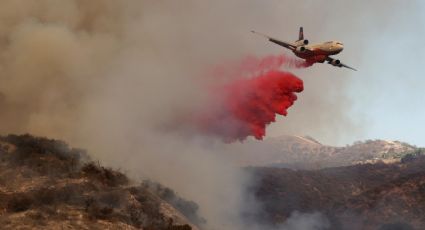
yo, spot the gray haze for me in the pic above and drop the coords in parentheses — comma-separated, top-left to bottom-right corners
(0, 0, 364, 145)
(0, 0, 419, 229)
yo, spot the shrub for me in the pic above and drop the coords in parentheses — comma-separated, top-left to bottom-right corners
(82, 162, 129, 187)
(1, 134, 88, 176)
(7, 193, 33, 212)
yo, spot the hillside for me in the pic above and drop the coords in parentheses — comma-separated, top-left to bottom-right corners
(233, 135, 418, 169)
(249, 154, 425, 230)
(0, 134, 202, 230)
(2, 133, 424, 230)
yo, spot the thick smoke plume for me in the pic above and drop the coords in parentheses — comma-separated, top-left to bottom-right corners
(198, 68, 304, 142)
(0, 1, 360, 230)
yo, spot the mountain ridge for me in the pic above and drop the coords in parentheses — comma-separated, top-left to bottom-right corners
(233, 135, 420, 169)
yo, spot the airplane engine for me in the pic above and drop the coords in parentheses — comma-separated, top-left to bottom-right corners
(303, 39, 309, 45)
(329, 59, 341, 66)
(296, 46, 306, 52)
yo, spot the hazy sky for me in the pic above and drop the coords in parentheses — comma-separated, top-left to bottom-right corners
(259, 0, 425, 147)
(0, 0, 423, 147)
(346, 1, 425, 147)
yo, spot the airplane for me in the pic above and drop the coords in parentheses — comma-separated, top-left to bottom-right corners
(251, 27, 357, 71)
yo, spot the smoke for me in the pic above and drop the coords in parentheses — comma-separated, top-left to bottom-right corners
(0, 0, 132, 136)
(0, 1, 363, 229)
(278, 212, 330, 230)
(0, 1, 360, 145)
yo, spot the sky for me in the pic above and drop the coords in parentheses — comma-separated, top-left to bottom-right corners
(260, 0, 425, 147)
(0, 0, 424, 147)
(347, 2, 425, 147)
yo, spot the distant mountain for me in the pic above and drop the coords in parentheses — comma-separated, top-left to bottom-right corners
(248, 154, 425, 230)
(0, 134, 201, 230)
(233, 135, 419, 169)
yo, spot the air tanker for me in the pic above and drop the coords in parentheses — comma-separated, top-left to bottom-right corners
(252, 27, 357, 71)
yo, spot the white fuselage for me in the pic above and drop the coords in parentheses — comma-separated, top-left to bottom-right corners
(294, 41, 344, 63)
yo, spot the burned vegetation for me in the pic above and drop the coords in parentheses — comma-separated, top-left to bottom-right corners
(248, 154, 425, 230)
(0, 134, 200, 230)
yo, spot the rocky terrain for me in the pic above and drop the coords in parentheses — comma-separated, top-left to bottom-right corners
(249, 153, 425, 230)
(0, 134, 202, 230)
(233, 135, 419, 169)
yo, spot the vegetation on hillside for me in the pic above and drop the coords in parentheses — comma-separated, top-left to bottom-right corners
(249, 155, 425, 229)
(0, 134, 201, 230)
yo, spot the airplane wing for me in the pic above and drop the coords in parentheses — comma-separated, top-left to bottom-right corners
(251, 31, 297, 50)
(326, 57, 357, 71)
